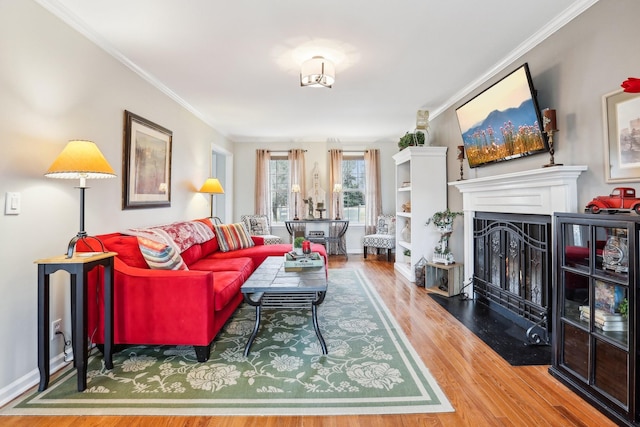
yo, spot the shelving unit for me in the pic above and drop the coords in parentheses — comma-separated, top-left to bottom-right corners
(550, 213, 638, 426)
(392, 146, 447, 282)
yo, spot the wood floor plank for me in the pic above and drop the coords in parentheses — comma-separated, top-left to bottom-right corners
(0, 255, 617, 426)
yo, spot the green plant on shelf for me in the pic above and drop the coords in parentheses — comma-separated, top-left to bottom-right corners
(618, 297, 629, 319)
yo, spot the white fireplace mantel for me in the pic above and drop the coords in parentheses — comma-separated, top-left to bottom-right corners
(449, 165, 587, 282)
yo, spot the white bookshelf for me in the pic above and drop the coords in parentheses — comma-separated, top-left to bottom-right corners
(392, 146, 447, 282)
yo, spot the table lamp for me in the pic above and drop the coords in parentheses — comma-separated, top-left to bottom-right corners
(333, 183, 342, 220)
(291, 184, 300, 220)
(45, 140, 116, 258)
(199, 177, 225, 222)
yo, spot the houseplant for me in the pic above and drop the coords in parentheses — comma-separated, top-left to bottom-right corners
(293, 236, 305, 254)
(398, 131, 425, 150)
(426, 209, 463, 264)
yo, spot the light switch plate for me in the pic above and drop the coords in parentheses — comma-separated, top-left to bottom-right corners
(5, 192, 20, 215)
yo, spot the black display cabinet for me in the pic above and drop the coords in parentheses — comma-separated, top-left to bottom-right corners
(550, 213, 638, 426)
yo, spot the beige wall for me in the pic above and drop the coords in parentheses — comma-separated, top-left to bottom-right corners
(232, 139, 398, 251)
(0, 0, 231, 402)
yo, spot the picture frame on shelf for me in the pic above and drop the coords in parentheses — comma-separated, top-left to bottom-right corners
(603, 89, 640, 183)
(122, 110, 173, 209)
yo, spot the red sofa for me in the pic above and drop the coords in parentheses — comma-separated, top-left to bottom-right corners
(79, 219, 327, 362)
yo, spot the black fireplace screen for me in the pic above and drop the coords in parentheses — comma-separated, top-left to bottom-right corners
(473, 212, 552, 336)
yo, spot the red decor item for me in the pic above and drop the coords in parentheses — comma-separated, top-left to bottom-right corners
(621, 77, 640, 93)
(302, 240, 311, 254)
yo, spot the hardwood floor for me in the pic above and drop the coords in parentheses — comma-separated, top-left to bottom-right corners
(2, 255, 615, 427)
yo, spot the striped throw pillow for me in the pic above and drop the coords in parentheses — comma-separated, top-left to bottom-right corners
(137, 236, 188, 270)
(214, 223, 255, 252)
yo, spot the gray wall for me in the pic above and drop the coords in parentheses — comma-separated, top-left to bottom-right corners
(431, 0, 640, 262)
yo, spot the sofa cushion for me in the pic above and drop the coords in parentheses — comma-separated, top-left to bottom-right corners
(212, 271, 245, 311)
(190, 257, 254, 281)
(137, 236, 188, 270)
(102, 235, 148, 269)
(180, 244, 203, 266)
(214, 223, 255, 252)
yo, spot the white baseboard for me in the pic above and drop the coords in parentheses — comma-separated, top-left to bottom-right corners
(0, 352, 70, 408)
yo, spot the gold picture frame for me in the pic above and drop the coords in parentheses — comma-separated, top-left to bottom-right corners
(603, 89, 640, 183)
(122, 110, 173, 209)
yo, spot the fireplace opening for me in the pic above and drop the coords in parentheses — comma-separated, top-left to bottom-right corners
(473, 212, 552, 344)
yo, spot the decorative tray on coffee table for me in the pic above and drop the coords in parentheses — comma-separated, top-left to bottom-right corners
(284, 252, 324, 271)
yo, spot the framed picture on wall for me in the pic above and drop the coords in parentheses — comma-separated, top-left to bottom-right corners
(603, 89, 640, 183)
(122, 110, 173, 209)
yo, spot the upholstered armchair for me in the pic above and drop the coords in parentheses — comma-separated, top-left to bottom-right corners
(363, 214, 396, 261)
(240, 214, 283, 245)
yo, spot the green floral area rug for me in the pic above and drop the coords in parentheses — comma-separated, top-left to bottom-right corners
(5, 269, 453, 416)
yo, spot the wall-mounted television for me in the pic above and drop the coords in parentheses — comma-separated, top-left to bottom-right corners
(455, 63, 549, 168)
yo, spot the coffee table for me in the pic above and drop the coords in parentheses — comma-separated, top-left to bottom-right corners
(241, 255, 328, 356)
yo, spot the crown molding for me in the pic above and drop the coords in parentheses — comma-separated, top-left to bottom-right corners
(430, 0, 601, 119)
(34, 0, 218, 131)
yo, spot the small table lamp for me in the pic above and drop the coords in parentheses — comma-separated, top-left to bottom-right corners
(333, 183, 342, 220)
(291, 184, 300, 220)
(45, 140, 116, 258)
(199, 178, 225, 222)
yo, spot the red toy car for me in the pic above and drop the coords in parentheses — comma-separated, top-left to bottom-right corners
(585, 187, 640, 214)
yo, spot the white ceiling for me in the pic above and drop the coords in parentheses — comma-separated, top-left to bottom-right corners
(38, 0, 597, 144)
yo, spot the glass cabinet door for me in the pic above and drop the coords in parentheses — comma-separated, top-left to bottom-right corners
(557, 217, 632, 410)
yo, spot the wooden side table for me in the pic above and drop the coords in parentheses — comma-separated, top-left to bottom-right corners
(425, 262, 464, 297)
(36, 251, 117, 392)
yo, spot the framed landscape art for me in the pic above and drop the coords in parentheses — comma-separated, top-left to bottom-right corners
(122, 110, 173, 209)
(603, 89, 640, 183)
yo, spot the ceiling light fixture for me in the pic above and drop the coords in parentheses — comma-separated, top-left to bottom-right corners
(300, 56, 335, 88)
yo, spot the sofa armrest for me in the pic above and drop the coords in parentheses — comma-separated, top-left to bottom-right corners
(89, 258, 216, 346)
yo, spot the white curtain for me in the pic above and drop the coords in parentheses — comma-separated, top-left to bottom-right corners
(254, 149, 271, 216)
(328, 149, 344, 255)
(329, 149, 343, 220)
(365, 149, 382, 236)
(288, 149, 306, 220)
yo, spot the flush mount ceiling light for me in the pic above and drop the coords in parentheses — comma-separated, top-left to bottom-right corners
(300, 56, 335, 88)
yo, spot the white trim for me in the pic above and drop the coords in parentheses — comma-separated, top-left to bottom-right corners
(449, 165, 587, 284)
(34, 0, 218, 131)
(430, 0, 600, 119)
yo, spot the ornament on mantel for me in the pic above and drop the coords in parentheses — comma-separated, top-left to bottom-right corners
(621, 77, 640, 93)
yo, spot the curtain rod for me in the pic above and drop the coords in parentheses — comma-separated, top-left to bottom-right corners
(328, 149, 370, 152)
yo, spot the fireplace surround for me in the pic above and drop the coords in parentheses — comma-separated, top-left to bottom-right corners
(450, 166, 587, 341)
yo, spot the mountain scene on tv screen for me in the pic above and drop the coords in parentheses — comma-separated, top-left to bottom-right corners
(462, 99, 545, 167)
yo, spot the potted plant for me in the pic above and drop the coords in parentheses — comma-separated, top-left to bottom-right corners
(293, 236, 305, 255)
(426, 209, 464, 232)
(426, 209, 463, 265)
(397, 132, 425, 150)
(618, 297, 629, 319)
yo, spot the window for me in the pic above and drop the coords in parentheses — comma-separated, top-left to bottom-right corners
(342, 155, 365, 223)
(269, 155, 290, 223)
